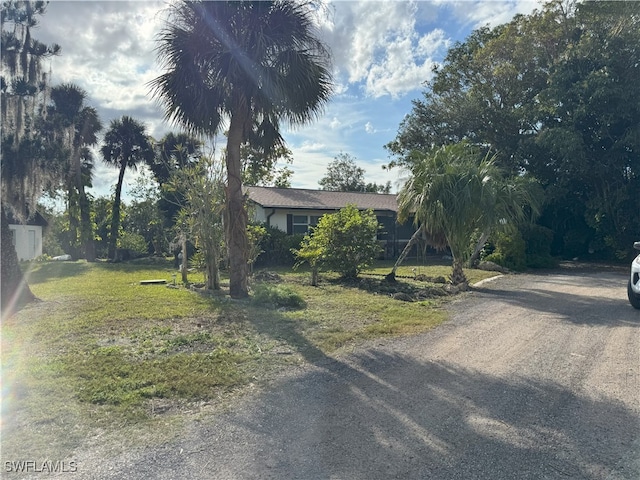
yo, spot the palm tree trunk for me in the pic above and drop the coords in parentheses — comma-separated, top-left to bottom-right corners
(108, 164, 127, 261)
(67, 183, 80, 258)
(79, 184, 95, 261)
(385, 228, 422, 282)
(450, 257, 468, 286)
(225, 103, 250, 298)
(1, 206, 35, 317)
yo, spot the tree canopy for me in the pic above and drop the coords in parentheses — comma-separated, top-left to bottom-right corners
(319, 152, 391, 193)
(387, 0, 640, 259)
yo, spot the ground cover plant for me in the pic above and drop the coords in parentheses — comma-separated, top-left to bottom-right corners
(1, 258, 497, 462)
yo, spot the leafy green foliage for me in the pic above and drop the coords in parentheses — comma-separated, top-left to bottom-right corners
(253, 225, 303, 267)
(319, 152, 391, 193)
(117, 232, 149, 258)
(295, 205, 382, 280)
(387, 0, 640, 260)
(251, 283, 306, 309)
(169, 157, 225, 290)
(398, 143, 541, 284)
(242, 142, 293, 188)
(484, 231, 527, 271)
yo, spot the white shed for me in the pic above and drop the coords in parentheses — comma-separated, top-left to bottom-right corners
(7, 211, 48, 261)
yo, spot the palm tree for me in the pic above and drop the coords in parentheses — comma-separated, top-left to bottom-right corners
(49, 83, 102, 260)
(151, 132, 202, 185)
(397, 143, 541, 285)
(150, 0, 332, 298)
(100, 116, 154, 261)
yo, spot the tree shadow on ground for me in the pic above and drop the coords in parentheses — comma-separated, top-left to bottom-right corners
(138, 349, 639, 480)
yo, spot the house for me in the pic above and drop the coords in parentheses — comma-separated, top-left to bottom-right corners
(245, 186, 416, 258)
(7, 211, 48, 261)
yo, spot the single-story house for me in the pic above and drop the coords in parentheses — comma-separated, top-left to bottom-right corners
(245, 186, 416, 258)
(7, 211, 48, 261)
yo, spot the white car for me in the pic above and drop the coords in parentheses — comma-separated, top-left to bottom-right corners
(629, 241, 640, 309)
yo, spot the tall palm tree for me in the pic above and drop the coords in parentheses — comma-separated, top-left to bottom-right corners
(397, 143, 541, 285)
(150, 0, 332, 298)
(100, 116, 154, 261)
(49, 83, 102, 260)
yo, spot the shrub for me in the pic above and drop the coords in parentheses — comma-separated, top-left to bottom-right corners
(484, 230, 527, 271)
(254, 224, 303, 267)
(117, 231, 149, 258)
(522, 224, 558, 268)
(251, 283, 306, 309)
(295, 204, 382, 280)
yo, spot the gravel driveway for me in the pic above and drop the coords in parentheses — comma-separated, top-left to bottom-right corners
(27, 269, 640, 479)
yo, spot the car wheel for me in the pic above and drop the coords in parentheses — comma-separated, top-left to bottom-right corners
(628, 280, 640, 309)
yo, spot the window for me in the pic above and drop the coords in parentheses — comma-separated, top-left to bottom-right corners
(292, 215, 309, 235)
(290, 214, 323, 234)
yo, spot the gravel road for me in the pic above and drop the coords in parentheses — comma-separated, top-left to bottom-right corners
(21, 269, 640, 479)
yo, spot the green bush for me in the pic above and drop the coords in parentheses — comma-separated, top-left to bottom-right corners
(117, 231, 149, 257)
(522, 224, 558, 268)
(295, 204, 382, 279)
(251, 283, 306, 309)
(484, 230, 527, 271)
(485, 224, 559, 270)
(254, 224, 303, 267)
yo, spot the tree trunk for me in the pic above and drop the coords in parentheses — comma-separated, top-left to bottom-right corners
(181, 234, 188, 284)
(225, 102, 250, 298)
(206, 244, 220, 290)
(468, 231, 490, 268)
(108, 164, 127, 261)
(450, 257, 468, 286)
(1, 206, 35, 318)
(79, 184, 95, 261)
(67, 184, 80, 258)
(385, 228, 422, 282)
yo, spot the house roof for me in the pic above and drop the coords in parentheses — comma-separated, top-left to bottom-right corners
(245, 186, 398, 213)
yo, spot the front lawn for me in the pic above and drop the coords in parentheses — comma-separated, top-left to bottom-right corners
(1, 258, 498, 461)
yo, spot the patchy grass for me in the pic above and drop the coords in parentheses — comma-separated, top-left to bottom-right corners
(2, 258, 499, 462)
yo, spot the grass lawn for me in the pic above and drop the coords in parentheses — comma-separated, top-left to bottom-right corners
(1, 257, 498, 461)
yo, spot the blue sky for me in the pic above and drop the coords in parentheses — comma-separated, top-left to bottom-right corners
(37, 0, 542, 202)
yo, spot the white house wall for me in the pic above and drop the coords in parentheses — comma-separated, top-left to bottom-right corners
(8, 224, 43, 261)
(249, 206, 337, 232)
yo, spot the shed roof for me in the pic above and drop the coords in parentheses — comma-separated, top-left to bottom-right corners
(6, 210, 48, 227)
(245, 186, 398, 213)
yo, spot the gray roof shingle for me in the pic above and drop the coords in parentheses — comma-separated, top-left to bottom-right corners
(245, 186, 398, 213)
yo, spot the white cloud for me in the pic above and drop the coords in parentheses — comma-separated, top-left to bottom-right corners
(318, 1, 451, 98)
(31, 0, 540, 200)
(365, 122, 375, 134)
(438, 0, 541, 30)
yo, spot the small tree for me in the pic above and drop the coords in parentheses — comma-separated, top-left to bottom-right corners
(319, 152, 391, 193)
(295, 204, 382, 283)
(168, 155, 225, 290)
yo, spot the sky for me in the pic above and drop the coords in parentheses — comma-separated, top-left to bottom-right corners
(34, 0, 542, 203)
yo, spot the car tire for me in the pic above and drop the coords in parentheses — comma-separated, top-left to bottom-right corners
(628, 280, 640, 309)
